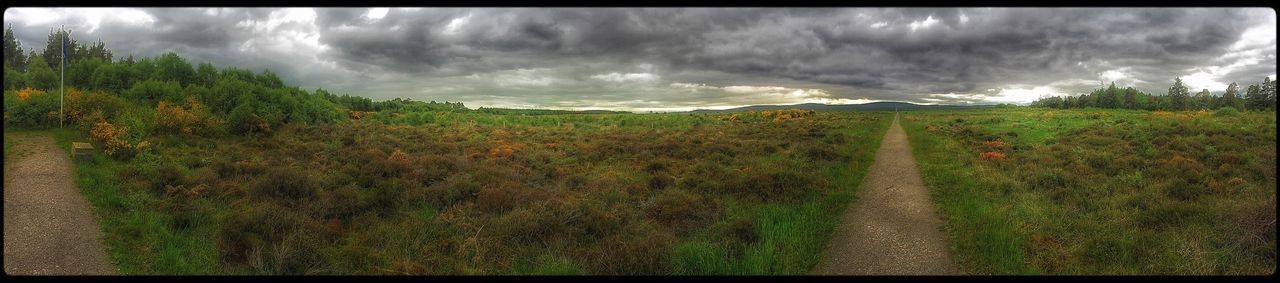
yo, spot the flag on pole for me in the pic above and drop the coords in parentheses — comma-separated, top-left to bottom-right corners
(62, 31, 67, 66)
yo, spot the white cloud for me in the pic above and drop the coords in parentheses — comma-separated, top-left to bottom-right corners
(591, 72, 659, 83)
(1182, 71, 1228, 92)
(491, 68, 558, 87)
(3, 8, 155, 33)
(909, 15, 939, 31)
(444, 12, 473, 35)
(925, 85, 1066, 104)
(365, 8, 389, 20)
(870, 22, 888, 28)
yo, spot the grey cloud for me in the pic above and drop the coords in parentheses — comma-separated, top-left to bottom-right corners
(4, 7, 1276, 108)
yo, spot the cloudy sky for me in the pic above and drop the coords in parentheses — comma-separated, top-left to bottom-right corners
(4, 8, 1276, 111)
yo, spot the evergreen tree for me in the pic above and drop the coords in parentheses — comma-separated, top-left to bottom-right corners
(1168, 78, 1190, 110)
(1244, 84, 1263, 110)
(41, 29, 75, 69)
(1100, 82, 1120, 108)
(1122, 87, 1138, 109)
(1192, 89, 1213, 110)
(1262, 77, 1276, 111)
(3, 24, 27, 71)
(1219, 82, 1242, 110)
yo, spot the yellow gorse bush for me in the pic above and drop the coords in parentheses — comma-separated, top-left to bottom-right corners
(90, 120, 150, 159)
(15, 87, 44, 101)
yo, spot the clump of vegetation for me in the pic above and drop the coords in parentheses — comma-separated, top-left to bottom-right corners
(89, 120, 150, 160)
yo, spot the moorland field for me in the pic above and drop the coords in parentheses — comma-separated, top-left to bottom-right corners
(3, 28, 1275, 275)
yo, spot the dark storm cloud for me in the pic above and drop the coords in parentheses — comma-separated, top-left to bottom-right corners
(3, 8, 1275, 109)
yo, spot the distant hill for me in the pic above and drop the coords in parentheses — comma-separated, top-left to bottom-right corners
(476, 107, 630, 115)
(687, 101, 996, 113)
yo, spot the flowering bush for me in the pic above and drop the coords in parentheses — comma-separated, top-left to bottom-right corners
(90, 120, 151, 160)
(15, 87, 43, 101)
(155, 96, 222, 136)
(4, 87, 60, 127)
(63, 88, 126, 129)
(487, 140, 525, 159)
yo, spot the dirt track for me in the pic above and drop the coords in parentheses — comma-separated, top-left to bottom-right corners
(4, 133, 115, 275)
(813, 113, 958, 275)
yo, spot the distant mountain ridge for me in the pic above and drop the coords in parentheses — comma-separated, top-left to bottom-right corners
(687, 101, 995, 113)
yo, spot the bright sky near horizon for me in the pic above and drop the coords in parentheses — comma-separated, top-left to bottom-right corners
(4, 8, 1276, 111)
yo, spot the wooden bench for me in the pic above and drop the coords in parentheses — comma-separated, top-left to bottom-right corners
(72, 142, 94, 161)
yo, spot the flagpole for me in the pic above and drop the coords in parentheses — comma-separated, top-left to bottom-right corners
(59, 26, 67, 129)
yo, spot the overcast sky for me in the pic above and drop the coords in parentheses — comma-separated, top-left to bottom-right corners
(4, 8, 1276, 111)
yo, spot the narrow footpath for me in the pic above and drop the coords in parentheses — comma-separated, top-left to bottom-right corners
(813, 112, 958, 275)
(4, 133, 115, 275)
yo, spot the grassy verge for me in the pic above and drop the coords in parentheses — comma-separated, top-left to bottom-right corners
(900, 111, 1039, 274)
(37, 128, 221, 274)
(668, 111, 894, 274)
(902, 107, 1276, 274)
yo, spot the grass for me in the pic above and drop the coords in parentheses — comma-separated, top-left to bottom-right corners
(901, 107, 1277, 275)
(21, 127, 224, 275)
(18, 109, 893, 275)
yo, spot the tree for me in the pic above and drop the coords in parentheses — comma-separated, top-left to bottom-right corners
(1262, 77, 1276, 111)
(1219, 82, 1243, 110)
(155, 52, 195, 86)
(3, 24, 27, 71)
(91, 63, 130, 92)
(83, 39, 111, 62)
(1245, 83, 1265, 111)
(196, 62, 218, 87)
(1122, 87, 1138, 109)
(24, 54, 57, 91)
(1098, 82, 1120, 108)
(125, 79, 183, 104)
(41, 29, 75, 69)
(66, 57, 105, 89)
(1168, 77, 1190, 110)
(1192, 89, 1213, 110)
(4, 65, 26, 90)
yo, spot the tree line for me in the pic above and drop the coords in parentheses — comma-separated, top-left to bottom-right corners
(1032, 77, 1276, 111)
(3, 25, 468, 135)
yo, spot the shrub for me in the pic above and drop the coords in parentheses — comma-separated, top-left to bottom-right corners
(217, 202, 329, 274)
(150, 163, 186, 196)
(1213, 107, 1241, 117)
(487, 140, 525, 159)
(228, 103, 272, 135)
(980, 151, 1007, 161)
(577, 222, 674, 274)
(154, 96, 220, 136)
(645, 188, 717, 235)
(63, 88, 126, 129)
(648, 173, 675, 190)
(425, 173, 481, 208)
(89, 120, 151, 160)
(4, 87, 60, 128)
(125, 79, 183, 103)
(251, 167, 319, 204)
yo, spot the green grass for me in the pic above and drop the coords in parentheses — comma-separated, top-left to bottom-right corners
(900, 114, 1039, 274)
(901, 107, 1277, 275)
(667, 111, 893, 274)
(33, 128, 222, 275)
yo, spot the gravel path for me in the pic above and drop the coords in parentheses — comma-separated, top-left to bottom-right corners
(813, 112, 958, 275)
(4, 133, 115, 275)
